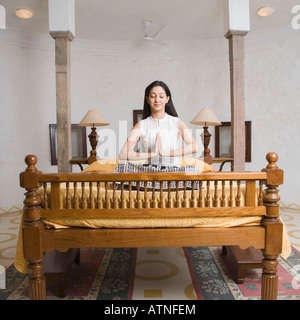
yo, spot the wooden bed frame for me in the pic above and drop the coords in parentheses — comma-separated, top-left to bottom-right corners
(20, 152, 284, 300)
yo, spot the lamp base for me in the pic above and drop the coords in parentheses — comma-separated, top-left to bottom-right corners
(203, 126, 213, 165)
(88, 154, 97, 165)
(204, 154, 213, 165)
(88, 127, 98, 165)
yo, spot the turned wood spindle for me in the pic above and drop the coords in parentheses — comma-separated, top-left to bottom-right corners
(20, 155, 46, 300)
(261, 152, 284, 300)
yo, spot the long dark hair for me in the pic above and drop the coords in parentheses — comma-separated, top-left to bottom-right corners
(142, 80, 178, 119)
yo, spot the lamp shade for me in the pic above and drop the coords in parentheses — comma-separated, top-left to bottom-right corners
(190, 108, 221, 126)
(79, 110, 109, 127)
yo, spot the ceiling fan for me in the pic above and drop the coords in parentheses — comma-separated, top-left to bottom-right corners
(141, 20, 165, 43)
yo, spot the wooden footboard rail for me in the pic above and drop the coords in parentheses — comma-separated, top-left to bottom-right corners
(39, 172, 265, 210)
(19, 152, 283, 300)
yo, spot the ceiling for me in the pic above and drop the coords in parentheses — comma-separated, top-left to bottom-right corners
(0, 0, 299, 43)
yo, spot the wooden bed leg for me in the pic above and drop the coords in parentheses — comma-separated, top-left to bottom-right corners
(20, 155, 46, 300)
(27, 259, 46, 300)
(261, 254, 279, 300)
(261, 152, 284, 300)
(222, 246, 227, 255)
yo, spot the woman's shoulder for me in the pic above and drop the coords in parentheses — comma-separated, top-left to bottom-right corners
(166, 114, 181, 126)
(166, 113, 179, 121)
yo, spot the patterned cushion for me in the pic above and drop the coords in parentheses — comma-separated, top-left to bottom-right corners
(113, 161, 200, 190)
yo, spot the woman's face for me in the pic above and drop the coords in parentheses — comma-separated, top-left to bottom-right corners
(146, 86, 170, 114)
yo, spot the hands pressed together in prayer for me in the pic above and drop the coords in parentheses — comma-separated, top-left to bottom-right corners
(154, 132, 168, 158)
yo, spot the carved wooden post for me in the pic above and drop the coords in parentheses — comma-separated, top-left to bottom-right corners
(20, 155, 46, 300)
(261, 152, 284, 300)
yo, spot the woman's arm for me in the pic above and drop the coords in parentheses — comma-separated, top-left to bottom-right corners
(118, 123, 158, 160)
(157, 119, 200, 157)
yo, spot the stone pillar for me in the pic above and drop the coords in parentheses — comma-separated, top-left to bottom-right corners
(48, 0, 75, 172)
(50, 31, 74, 172)
(223, 0, 249, 171)
(225, 30, 247, 171)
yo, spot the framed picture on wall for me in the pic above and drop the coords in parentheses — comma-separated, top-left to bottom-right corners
(215, 121, 252, 162)
(132, 110, 144, 152)
(49, 124, 87, 165)
(133, 110, 143, 125)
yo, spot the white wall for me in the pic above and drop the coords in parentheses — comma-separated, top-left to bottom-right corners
(244, 35, 300, 203)
(0, 33, 56, 209)
(0, 29, 299, 208)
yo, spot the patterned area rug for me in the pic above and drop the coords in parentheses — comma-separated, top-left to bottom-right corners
(1, 248, 136, 300)
(184, 246, 300, 300)
(1, 246, 299, 300)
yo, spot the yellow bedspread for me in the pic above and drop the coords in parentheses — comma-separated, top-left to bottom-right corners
(14, 209, 291, 274)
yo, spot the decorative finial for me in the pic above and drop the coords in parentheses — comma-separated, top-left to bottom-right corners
(266, 152, 278, 169)
(25, 155, 38, 172)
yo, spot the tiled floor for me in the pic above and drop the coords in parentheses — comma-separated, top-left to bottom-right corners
(0, 206, 23, 269)
(279, 203, 300, 251)
(0, 202, 299, 299)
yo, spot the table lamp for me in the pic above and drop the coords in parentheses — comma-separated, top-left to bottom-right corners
(190, 108, 221, 164)
(79, 110, 109, 164)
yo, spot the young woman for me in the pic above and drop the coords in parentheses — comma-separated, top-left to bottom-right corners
(119, 80, 200, 167)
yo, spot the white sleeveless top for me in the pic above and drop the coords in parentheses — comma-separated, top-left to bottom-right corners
(139, 114, 182, 166)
